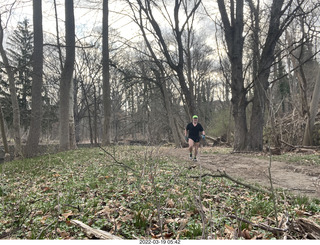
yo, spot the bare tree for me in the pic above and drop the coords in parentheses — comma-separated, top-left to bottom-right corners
(102, 0, 111, 145)
(25, 0, 43, 157)
(127, 0, 202, 118)
(217, 0, 307, 151)
(0, 102, 9, 157)
(217, 0, 247, 151)
(59, 0, 75, 150)
(0, 11, 22, 157)
(303, 67, 320, 145)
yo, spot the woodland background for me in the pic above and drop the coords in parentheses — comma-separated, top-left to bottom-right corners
(1, 1, 320, 240)
(0, 0, 320, 158)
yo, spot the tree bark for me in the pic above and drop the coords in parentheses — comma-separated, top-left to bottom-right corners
(25, 0, 43, 157)
(0, 15, 22, 157)
(59, 0, 75, 151)
(303, 68, 320, 145)
(155, 70, 181, 147)
(247, 0, 286, 151)
(102, 0, 111, 146)
(0, 103, 9, 156)
(69, 79, 77, 149)
(217, 0, 248, 151)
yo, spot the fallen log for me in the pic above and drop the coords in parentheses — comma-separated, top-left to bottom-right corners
(70, 220, 122, 240)
(280, 140, 320, 151)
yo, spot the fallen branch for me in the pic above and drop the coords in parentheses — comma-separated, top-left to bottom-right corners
(280, 140, 320, 150)
(226, 214, 288, 236)
(190, 170, 272, 194)
(280, 140, 296, 149)
(70, 219, 122, 240)
(204, 135, 215, 142)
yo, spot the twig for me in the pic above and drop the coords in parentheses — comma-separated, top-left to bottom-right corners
(267, 141, 279, 228)
(37, 220, 56, 239)
(190, 170, 272, 194)
(226, 214, 288, 236)
(98, 145, 137, 173)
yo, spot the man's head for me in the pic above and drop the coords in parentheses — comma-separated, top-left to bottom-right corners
(192, 115, 198, 122)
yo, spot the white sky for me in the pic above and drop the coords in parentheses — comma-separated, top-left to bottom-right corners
(0, 0, 143, 44)
(0, 0, 218, 45)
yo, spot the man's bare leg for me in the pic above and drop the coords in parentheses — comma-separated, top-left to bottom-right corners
(188, 138, 194, 158)
(194, 142, 200, 159)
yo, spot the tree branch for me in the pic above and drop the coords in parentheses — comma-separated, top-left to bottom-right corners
(98, 145, 137, 173)
(190, 170, 272, 194)
(226, 214, 288, 235)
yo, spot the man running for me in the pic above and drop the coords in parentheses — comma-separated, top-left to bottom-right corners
(185, 115, 205, 161)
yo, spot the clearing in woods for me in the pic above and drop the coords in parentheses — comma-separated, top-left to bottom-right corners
(161, 146, 320, 199)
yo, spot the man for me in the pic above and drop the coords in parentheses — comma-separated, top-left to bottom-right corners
(185, 115, 205, 161)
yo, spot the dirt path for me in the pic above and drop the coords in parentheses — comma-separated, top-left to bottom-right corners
(160, 147, 320, 199)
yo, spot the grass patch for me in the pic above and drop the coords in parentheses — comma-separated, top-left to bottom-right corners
(271, 153, 320, 166)
(0, 146, 319, 239)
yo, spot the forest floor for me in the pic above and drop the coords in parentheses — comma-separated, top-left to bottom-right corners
(1, 145, 320, 240)
(161, 146, 320, 199)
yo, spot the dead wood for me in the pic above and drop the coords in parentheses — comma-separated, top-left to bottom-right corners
(294, 218, 320, 239)
(70, 219, 122, 240)
(190, 170, 272, 194)
(227, 215, 320, 239)
(226, 214, 288, 236)
(281, 140, 320, 151)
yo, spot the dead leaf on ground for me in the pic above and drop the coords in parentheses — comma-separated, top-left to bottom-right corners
(57, 228, 70, 239)
(61, 211, 73, 220)
(166, 199, 175, 208)
(40, 215, 49, 224)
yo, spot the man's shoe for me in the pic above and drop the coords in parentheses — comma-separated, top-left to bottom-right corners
(189, 154, 193, 160)
(193, 157, 197, 162)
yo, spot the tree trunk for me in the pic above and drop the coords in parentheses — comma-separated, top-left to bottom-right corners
(247, 0, 285, 151)
(25, 0, 43, 157)
(0, 103, 9, 155)
(232, 92, 248, 151)
(59, 0, 75, 151)
(80, 79, 93, 145)
(102, 0, 111, 146)
(69, 79, 76, 149)
(303, 68, 320, 145)
(0, 15, 22, 157)
(155, 70, 181, 147)
(93, 85, 98, 145)
(217, 0, 247, 151)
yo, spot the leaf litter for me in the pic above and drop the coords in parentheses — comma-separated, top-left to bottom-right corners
(0, 146, 319, 239)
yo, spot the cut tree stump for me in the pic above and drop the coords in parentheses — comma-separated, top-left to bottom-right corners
(70, 220, 122, 240)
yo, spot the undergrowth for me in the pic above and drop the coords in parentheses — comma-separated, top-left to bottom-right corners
(0, 146, 319, 239)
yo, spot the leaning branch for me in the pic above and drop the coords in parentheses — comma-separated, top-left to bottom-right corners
(190, 170, 271, 194)
(98, 145, 137, 173)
